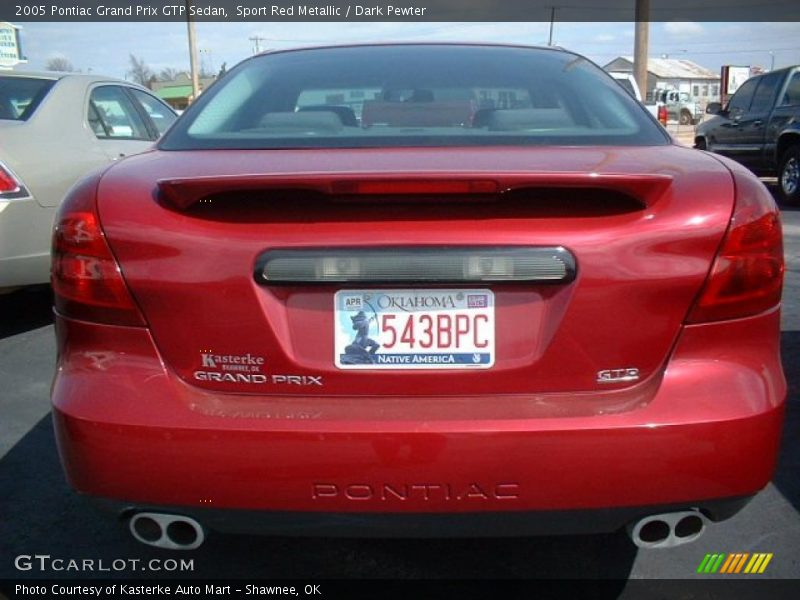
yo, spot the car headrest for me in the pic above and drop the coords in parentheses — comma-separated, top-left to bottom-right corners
(408, 89, 435, 103)
(257, 111, 344, 133)
(472, 108, 494, 128)
(488, 108, 573, 131)
(297, 105, 358, 127)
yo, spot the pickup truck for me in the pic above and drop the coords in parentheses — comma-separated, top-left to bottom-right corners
(695, 65, 800, 204)
(654, 89, 702, 125)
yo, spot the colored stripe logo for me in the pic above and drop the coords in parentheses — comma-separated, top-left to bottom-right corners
(697, 553, 773, 574)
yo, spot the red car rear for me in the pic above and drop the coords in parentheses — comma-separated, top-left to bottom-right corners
(51, 44, 785, 550)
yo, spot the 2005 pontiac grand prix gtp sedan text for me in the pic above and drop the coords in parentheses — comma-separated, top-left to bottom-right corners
(50, 43, 786, 550)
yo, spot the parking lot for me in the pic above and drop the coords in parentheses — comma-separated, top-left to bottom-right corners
(1, 189, 798, 584)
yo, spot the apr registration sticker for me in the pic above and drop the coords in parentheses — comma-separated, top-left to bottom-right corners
(334, 290, 495, 369)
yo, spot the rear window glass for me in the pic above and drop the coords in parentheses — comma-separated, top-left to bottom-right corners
(161, 45, 667, 150)
(0, 76, 56, 121)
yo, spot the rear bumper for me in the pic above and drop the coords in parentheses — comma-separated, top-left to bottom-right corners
(0, 197, 54, 289)
(92, 496, 753, 537)
(52, 309, 786, 533)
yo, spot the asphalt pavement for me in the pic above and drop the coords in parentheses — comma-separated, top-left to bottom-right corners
(0, 188, 798, 589)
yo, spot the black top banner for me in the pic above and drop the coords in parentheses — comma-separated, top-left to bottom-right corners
(3, 0, 800, 22)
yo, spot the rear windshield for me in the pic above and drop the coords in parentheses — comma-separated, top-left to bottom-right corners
(0, 77, 56, 121)
(160, 45, 668, 150)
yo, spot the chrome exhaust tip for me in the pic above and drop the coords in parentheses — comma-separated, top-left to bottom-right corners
(628, 510, 706, 548)
(129, 512, 205, 550)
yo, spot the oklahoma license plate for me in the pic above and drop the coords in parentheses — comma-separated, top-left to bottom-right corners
(334, 289, 495, 369)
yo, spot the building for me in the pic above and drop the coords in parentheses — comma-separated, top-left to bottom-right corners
(603, 57, 720, 105)
(150, 72, 216, 111)
(0, 22, 26, 70)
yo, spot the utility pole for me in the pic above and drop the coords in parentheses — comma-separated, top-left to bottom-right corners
(249, 35, 267, 55)
(633, 0, 650, 101)
(185, 0, 200, 102)
(547, 7, 556, 46)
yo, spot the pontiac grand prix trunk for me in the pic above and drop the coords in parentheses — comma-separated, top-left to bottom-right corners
(97, 145, 734, 398)
(52, 44, 787, 545)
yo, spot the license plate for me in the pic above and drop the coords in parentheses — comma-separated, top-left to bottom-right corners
(334, 289, 495, 369)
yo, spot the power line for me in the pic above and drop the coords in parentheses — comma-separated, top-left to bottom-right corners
(540, 0, 798, 9)
(658, 45, 800, 55)
(251, 28, 800, 48)
(576, 32, 800, 47)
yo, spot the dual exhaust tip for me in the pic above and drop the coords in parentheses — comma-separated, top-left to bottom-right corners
(128, 509, 705, 550)
(129, 512, 205, 550)
(628, 510, 707, 548)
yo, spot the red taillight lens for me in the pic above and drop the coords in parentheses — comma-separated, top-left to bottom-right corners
(657, 105, 669, 126)
(330, 179, 499, 195)
(687, 174, 783, 323)
(0, 161, 22, 194)
(52, 176, 146, 327)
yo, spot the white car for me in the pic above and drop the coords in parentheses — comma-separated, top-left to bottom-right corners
(0, 72, 177, 291)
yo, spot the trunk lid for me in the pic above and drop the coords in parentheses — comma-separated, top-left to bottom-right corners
(99, 146, 734, 396)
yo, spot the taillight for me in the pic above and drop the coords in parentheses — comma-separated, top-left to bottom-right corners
(657, 105, 669, 126)
(0, 160, 28, 198)
(687, 172, 783, 323)
(52, 175, 146, 326)
(330, 179, 499, 195)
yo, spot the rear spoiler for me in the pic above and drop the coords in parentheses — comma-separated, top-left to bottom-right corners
(157, 172, 673, 210)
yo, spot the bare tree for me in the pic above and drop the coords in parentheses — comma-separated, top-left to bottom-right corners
(199, 63, 214, 79)
(45, 56, 75, 72)
(158, 67, 180, 82)
(127, 54, 154, 87)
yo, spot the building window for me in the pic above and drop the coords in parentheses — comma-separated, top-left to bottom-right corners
(702, 85, 709, 97)
(693, 85, 700, 97)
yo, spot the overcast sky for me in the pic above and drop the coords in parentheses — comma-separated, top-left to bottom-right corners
(11, 21, 800, 79)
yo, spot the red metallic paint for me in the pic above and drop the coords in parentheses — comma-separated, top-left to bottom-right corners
(50, 142, 786, 525)
(95, 146, 734, 397)
(53, 308, 784, 512)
